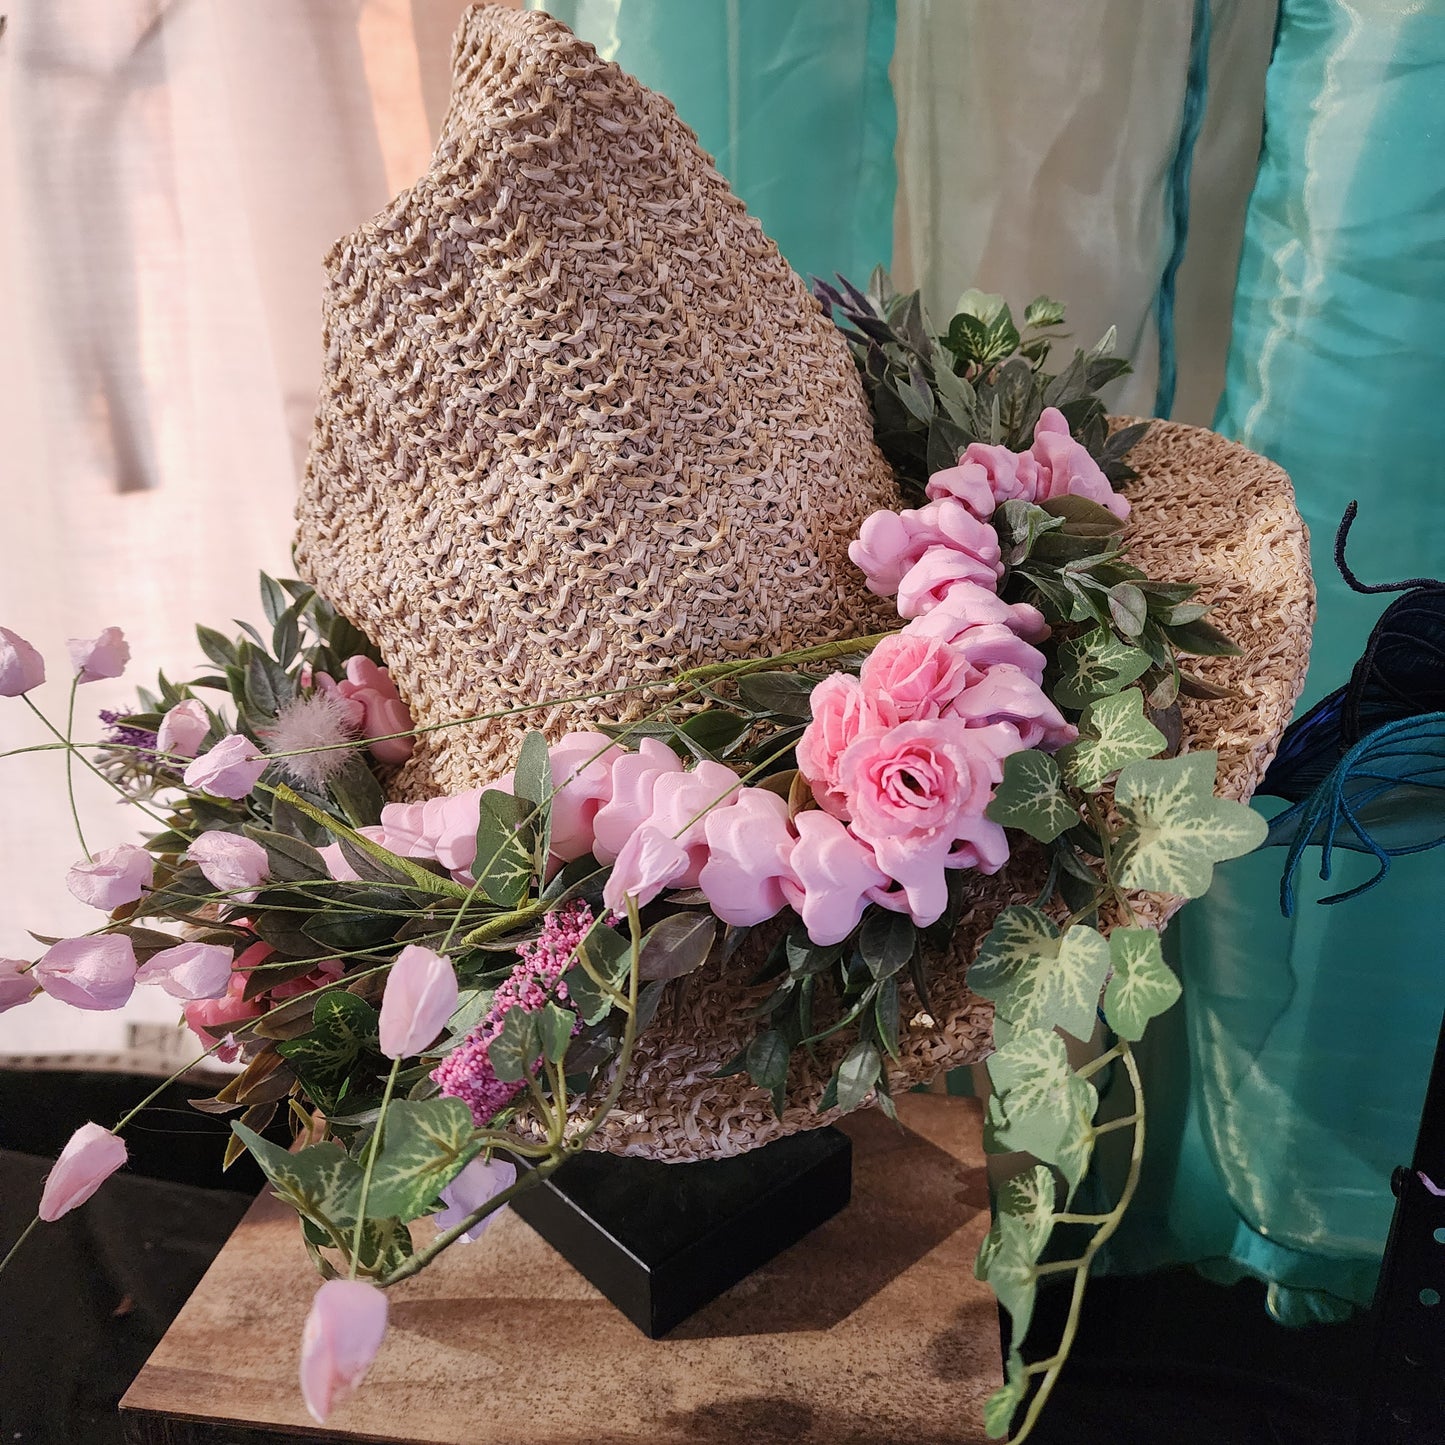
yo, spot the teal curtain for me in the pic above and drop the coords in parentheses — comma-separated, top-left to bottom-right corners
(529, 0, 898, 285)
(1107, 0, 1445, 1321)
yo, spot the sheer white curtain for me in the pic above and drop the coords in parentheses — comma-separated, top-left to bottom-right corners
(0, 0, 484, 1053)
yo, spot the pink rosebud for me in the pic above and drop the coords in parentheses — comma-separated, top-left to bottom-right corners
(947, 665, 1077, 752)
(299, 1278, 389, 1425)
(187, 831, 270, 899)
(860, 634, 972, 727)
(795, 673, 882, 821)
(547, 732, 621, 861)
(903, 581, 1050, 646)
(778, 811, 891, 947)
(641, 760, 743, 888)
(38, 1122, 127, 1221)
(699, 788, 799, 926)
(848, 499, 1002, 599)
(135, 941, 234, 1000)
(156, 699, 210, 759)
(35, 935, 137, 1010)
(895, 545, 1006, 620)
(0, 959, 37, 1013)
(67, 626, 130, 684)
(184, 734, 268, 799)
(65, 843, 153, 910)
(602, 825, 689, 913)
(434, 1155, 518, 1242)
(0, 627, 45, 696)
(379, 945, 459, 1059)
(592, 738, 686, 863)
(1030, 408, 1130, 520)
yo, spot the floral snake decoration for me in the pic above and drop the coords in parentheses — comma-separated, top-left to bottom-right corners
(0, 276, 1266, 1441)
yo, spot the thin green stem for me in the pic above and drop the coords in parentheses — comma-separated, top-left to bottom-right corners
(1075, 1044, 1123, 1080)
(676, 632, 895, 686)
(350, 1057, 401, 1279)
(0, 1219, 40, 1276)
(62, 680, 89, 859)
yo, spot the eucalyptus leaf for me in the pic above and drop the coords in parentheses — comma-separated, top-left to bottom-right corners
(638, 912, 716, 982)
(857, 909, 915, 980)
(835, 1038, 882, 1112)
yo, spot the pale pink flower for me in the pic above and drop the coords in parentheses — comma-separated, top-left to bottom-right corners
(903, 581, 1050, 645)
(156, 699, 210, 759)
(547, 732, 621, 861)
(35, 935, 137, 1010)
(424, 788, 487, 877)
(699, 788, 799, 926)
(640, 760, 743, 888)
(67, 627, 130, 684)
(184, 734, 268, 799)
(0, 959, 36, 1013)
(928, 448, 1039, 511)
(591, 737, 686, 863)
(860, 634, 972, 727)
(1030, 407, 1130, 520)
(0, 627, 45, 696)
(896, 545, 1009, 619)
(376, 802, 430, 856)
(65, 844, 153, 910)
(778, 810, 891, 947)
(946, 664, 1077, 751)
(848, 499, 1003, 598)
(434, 1155, 518, 1242)
(299, 1278, 389, 1425)
(317, 826, 391, 883)
(135, 942, 233, 1000)
(187, 832, 270, 899)
(184, 958, 266, 1056)
(38, 1123, 127, 1221)
(795, 674, 882, 821)
(603, 825, 689, 912)
(378, 945, 458, 1059)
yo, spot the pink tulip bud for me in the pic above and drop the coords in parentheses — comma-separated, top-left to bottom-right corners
(184, 734, 268, 799)
(378, 945, 458, 1059)
(186, 831, 270, 898)
(434, 1155, 517, 1243)
(299, 1278, 389, 1424)
(135, 941, 233, 1000)
(65, 843, 153, 910)
(68, 626, 130, 684)
(156, 698, 210, 758)
(35, 935, 137, 1010)
(0, 959, 37, 1013)
(38, 1122, 127, 1221)
(0, 627, 45, 696)
(602, 825, 688, 914)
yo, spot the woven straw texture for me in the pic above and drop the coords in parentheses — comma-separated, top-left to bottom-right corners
(295, 5, 898, 799)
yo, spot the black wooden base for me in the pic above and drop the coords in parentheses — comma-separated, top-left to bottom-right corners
(509, 1126, 853, 1337)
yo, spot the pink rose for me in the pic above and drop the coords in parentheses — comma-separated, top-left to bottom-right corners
(268, 958, 343, 1002)
(778, 810, 891, 947)
(299, 1279, 389, 1425)
(795, 674, 881, 821)
(903, 581, 1050, 645)
(699, 787, 799, 926)
(38, 1123, 127, 1222)
(378, 945, 458, 1059)
(896, 546, 1012, 620)
(67, 626, 130, 684)
(592, 738, 686, 863)
(0, 627, 45, 696)
(157, 699, 210, 759)
(603, 825, 690, 912)
(947, 665, 1077, 752)
(35, 935, 137, 1010)
(66, 843, 153, 910)
(185, 967, 264, 1058)
(547, 732, 621, 862)
(1030, 408, 1130, 520)
(184, 734, 269, 799)
(434, 1155, 518, 1243)
(640, 760, 743, 888)
(848, 499, 1002, 599)
(860, 634, 971, 727)
(187, 831, 270, 899)
(0, 959, 37, 1013)
(135, 941, 234, 1000)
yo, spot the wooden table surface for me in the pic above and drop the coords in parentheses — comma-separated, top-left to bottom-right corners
(120, 1093, 1001, 1445)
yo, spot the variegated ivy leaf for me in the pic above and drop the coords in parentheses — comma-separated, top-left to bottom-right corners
(986, 1029, 1099, 1173)
(1113, 751, 1269, 897)
(1053, 627, 1153, 709)
(969, 907, 1111, 1041)
(976, 1212, 1041, 1338)
(998, 1162, 1058, 1261)
(985, 749, 1077, 842)
(1104, 927, 1181, 1040)
(360, 1097, 484, 1223)
(983, 1350, 1028, 1440)
(232, 1123, 361, 1225)
(1057, 688, 1166, 792)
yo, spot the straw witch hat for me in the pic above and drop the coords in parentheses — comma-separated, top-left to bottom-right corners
(296, 6, 1314, 1160)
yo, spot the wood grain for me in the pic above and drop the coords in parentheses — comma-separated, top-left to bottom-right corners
(121, 1094, 1001, 1444)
